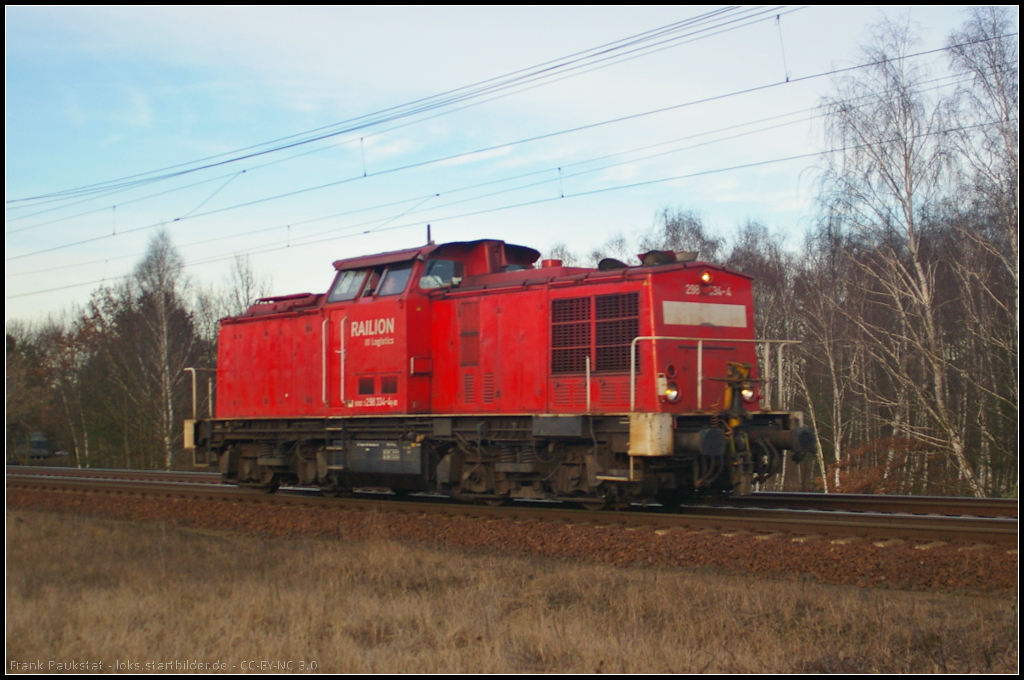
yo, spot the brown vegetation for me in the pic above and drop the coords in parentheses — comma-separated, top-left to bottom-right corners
(6, 511, 1017, 673)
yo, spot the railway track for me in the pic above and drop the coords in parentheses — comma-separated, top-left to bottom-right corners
(7, 466, 1018, 546)
(692, 491, 1018, 519)
(7, 466, 1015, 516)
(6, 466, 221, 485)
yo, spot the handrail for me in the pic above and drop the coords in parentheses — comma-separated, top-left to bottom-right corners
(585, 355, 591, 413)
(321, 318, 329, 405)
(184, 367, 197, 420)
(628, 336, 801, 412)
(339, 316, 347, 404)
(183, 367, 217, 419)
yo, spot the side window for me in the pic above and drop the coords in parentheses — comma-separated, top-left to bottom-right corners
(420, 259, 465, 289)
(377, 262, 413, 296)
(327, 269, 367, 302)
(362, 270, 381, 297)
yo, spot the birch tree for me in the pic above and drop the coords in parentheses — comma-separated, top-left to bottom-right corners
(816, 17, 1013, 496)
(946, 6, 1019, 493)
(132, 230, 196, 469)
(820, 20, 960, 490)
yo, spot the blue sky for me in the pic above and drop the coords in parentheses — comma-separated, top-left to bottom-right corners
(6, 6, 980, 322)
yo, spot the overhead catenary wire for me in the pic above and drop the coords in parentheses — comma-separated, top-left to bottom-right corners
(5, 33, 996, 265)
(6, 65, 973, 277)
(198, 119, 1008, 260)
(1, 70, 982, 280)
(7, 8, 816, 233)
(6, 117, 1010, 300)
(6, 6, 789, 208)
(6, 12, 1015, 307)
(7, 7, 802, 231)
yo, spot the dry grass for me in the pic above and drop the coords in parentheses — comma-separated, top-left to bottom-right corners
(6, 510, 1017, 673)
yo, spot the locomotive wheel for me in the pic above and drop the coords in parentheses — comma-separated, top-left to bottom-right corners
(574, 492, 609, 511)
(483, 497, 511, 507)
(260, 473, 280, 494)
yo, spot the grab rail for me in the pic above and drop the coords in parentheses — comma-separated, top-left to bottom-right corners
(628, 336, 801, 412)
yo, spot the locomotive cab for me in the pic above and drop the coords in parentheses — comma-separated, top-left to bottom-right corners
(320, 239, 543, 416)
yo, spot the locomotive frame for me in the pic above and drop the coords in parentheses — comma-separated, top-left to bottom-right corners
(185, 239, 813, 508)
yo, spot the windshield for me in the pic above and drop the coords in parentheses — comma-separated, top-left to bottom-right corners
(327, 269, 367, 302)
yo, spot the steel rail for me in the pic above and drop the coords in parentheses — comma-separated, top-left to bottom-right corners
(711, 491, 1019, 519)
(9, 467, 1014, 519)
(6, 466, 221, 485)
(7, 473, 1017, 546)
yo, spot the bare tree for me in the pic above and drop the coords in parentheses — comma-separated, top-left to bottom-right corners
(131, 230, 197, 469)
(639, 208, 725, 262)
(545, 243, 581, 267)
(945, 7, 1019, 493)
(5, 323, 49, 461)
(586, 232, 636, 267)
(947, 7, 1019, 268)
(194, 255, 271, 350)
(226, 254, 272, 316)
(41, 317, 93, 468)
(814, 16, 1017, 496)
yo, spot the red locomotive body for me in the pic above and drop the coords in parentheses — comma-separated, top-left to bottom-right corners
(189, 239, 812, 506)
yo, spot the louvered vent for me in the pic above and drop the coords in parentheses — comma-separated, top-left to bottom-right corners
(552, 382, 585, 407)
(551, 293, 639, 374)
(551, 297, 591, 374)
(460, 301, 480, 366)
(595, 292, 639, 372)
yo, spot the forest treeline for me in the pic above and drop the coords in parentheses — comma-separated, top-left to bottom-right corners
(6, 240, 269, 472)
(6, 10, 1017, 496)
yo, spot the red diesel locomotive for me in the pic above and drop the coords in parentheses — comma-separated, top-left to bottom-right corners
(186, 239, 813, 507)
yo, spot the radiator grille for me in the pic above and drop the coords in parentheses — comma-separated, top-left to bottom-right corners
(551, 297, 591, 374)
(551, 292, 639, 374)
(552, 297, 591, 323)
(596, 292, 639, 320)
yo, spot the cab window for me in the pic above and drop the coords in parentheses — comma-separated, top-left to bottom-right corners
(419, 259, 465, 289)
(376, 262, 413, 296)
(327, 269, 367, 302)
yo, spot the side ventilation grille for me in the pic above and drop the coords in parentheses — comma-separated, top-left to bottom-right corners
(552, 297, 591, 374)
(551, 293, 638, 374)
(596, 292, 639, 372)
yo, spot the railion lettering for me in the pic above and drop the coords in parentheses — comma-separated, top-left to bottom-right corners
(351, 317, 395, 337)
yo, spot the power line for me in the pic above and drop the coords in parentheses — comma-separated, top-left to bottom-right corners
(7, 118, 1008, 300)
(5, 6, 774, 230)
(7, 6, 788, 207)
(5, 34, 990, 263)
(4, 151, 822, 299)
(8, 64, 967, 249)
(3, 110, 821, 279)
(2, 71, 975, 276)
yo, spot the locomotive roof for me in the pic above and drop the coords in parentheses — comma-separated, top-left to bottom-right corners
(332, 244, 436, 270)
(331, 239, 540, 271)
